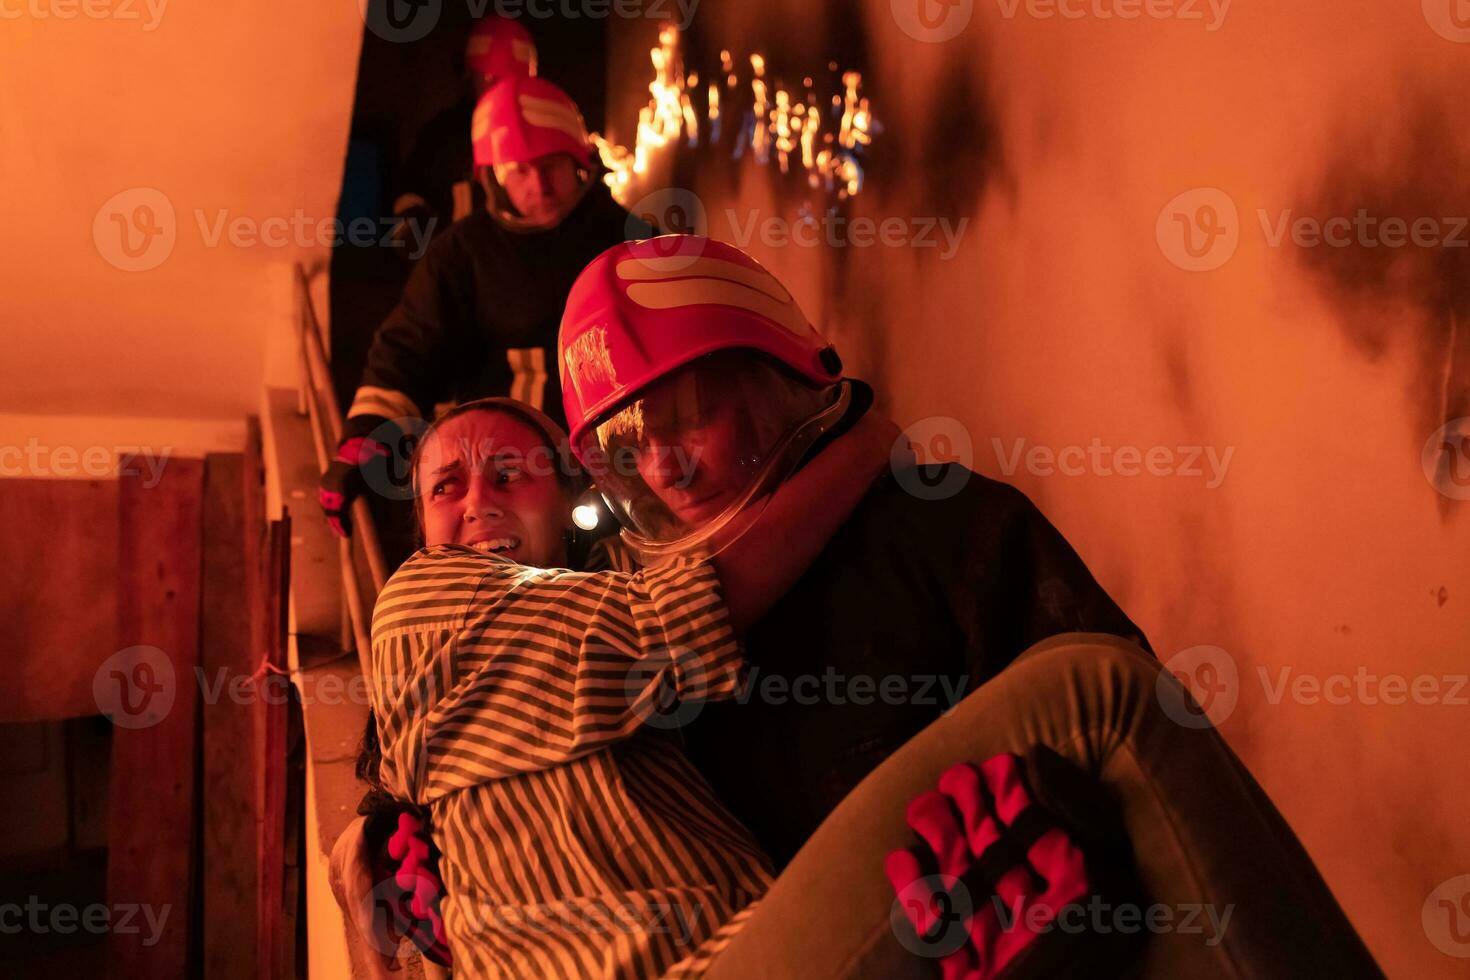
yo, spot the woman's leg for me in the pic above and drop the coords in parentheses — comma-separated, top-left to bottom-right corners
(701, 633, 1380, 980)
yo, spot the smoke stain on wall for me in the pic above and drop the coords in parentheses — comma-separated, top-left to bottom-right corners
(882, 55, 1007, 223)
(1158, 321, 1195, 417)
(1297, 85, 1470, 516)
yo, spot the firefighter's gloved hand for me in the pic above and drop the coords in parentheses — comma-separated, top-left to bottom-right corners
(386, 811, 453, 967)
(319, 416, 393, 538)
(885, 748, 1141, 980)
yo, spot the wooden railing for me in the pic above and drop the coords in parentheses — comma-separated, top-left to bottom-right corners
(293, 265, 388, 677)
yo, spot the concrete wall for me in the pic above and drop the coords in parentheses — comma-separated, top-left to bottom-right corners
(0, 1, 362, 438)
(608, 3, 1470, 974)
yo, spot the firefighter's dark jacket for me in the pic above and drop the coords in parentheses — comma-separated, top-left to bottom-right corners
(683, 464, 1152, 867)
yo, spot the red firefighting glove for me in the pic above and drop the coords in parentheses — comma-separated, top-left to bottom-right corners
(318, 415, 392, 538)
(383, 811, 453, 967)
(885, 747, 1142, 980)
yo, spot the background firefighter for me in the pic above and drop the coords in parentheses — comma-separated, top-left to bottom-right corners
(321, 75, 654, 542)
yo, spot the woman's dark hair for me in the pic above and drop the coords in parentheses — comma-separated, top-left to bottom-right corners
(355, 710, 424, 841)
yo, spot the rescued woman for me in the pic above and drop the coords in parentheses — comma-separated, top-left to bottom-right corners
(363, 394, 897, 978)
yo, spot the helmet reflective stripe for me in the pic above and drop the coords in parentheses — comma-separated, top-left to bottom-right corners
(511, 38, 535, 65)
(613, 255, 808, 336)
(614, 254, 795, 305)
(517, 93, 588, 144)
(471, 103, 492, 143)
(505, 347, 548, 411)
(625, 280, 811, 339)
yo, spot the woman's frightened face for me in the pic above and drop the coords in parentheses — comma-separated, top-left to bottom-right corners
(416, 410, 570, 568)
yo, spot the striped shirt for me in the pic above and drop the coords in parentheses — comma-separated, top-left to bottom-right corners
(370, 544, 774, 978)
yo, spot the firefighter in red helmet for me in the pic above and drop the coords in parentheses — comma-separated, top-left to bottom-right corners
(391, 14, 538, 241)
(321, 77, 651, 539)
(554, 235, 1382, 980)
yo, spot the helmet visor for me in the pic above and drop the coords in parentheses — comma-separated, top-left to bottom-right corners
(575, 353, 847, 564)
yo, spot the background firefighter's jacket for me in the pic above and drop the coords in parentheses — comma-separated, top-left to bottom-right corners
(348, 183, 653, 432)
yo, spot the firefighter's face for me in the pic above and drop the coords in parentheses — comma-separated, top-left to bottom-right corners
(493, 152, 581, 227)
(623, 370, 764, 529)
(416, 410, 570, 568)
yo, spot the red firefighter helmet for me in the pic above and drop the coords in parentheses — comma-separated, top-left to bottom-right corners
(471, 76, 593, 170)
(464, 15, 537, 86)
(558, 235, 849, 562)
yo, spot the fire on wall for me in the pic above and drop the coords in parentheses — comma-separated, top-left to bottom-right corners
(601, 4, 1469, 976)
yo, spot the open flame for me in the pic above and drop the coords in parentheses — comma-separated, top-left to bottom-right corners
(592, 25, 879, 207)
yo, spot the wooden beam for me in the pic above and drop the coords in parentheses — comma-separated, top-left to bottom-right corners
(107, 458, 204, 979)
(200, 451, 260, 980)
(257, 513, 292, 980)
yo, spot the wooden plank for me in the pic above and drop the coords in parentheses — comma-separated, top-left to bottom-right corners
(106, 457, 204, 979)
(200, 452, 259, 980)
(257, 514, 292, 980)
(0, 479, 120, 721)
